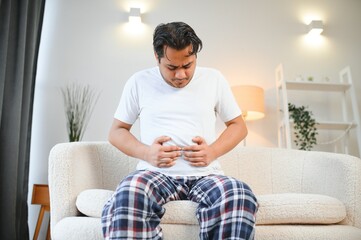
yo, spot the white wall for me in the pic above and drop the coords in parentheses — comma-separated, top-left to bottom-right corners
(28, 0, 361, 238)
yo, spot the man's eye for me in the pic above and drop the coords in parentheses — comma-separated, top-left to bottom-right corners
(183, 64, 192, 69)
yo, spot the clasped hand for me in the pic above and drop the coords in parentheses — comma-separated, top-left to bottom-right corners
(145, 136, 216, 168)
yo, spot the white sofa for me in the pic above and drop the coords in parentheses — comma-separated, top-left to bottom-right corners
(48, 141, 361, 240)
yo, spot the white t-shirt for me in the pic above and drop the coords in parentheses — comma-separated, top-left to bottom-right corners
(114, 66, 241, 176)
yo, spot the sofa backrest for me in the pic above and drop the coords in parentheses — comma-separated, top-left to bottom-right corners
(220, 146, 360, 196)
(59, 141, 360, 198)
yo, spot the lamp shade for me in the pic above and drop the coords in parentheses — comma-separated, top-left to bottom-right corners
(231, 85, 265, 121)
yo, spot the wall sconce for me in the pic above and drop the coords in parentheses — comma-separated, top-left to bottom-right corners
(129, 8, 141, 24)
(231, 85, 265, 121)
(308, 20, 323, 35)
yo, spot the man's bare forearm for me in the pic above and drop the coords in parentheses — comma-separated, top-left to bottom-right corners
(210, 115, 247, 158)
(109, 119, 181, 167)
(108, 120, 149, 160)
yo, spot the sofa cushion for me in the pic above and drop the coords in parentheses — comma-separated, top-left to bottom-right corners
(257, 193, 347, 225)
(76, 189, 114, 217)
(76, 190, 346, 226)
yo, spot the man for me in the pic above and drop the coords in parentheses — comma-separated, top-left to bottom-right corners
(102, 22, 258, 240)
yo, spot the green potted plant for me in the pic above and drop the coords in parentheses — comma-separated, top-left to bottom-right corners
(61, 83, 100, 142)
(288, 103, 318, 151)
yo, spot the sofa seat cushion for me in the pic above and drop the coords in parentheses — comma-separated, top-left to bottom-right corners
(53, 217, 103, 240)
(257, 193, 347, 225)
(76, 190, 346, 226)
(161, 200, 198, 225)
(256, 225, 361, 240)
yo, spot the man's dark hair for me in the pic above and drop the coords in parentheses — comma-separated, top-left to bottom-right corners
(153, 22, 203, 61)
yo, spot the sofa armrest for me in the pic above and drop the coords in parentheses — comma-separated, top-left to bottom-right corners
(48, 141, 137, 234)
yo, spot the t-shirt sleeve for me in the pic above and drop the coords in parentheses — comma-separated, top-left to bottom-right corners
(215, 73, 242, 122)
(114, 76, 140, 124)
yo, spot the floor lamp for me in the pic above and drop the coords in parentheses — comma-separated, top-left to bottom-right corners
(231, 85, 265, 145)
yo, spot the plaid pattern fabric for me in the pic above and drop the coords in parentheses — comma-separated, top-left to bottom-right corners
(102, 170, 257, 240)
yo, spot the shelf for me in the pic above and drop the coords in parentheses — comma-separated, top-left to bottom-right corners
(316, 121, 356, 130)
(288, 120, 356, 131)
(284, 81, 351, 92)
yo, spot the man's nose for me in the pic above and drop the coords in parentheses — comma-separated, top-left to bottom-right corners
(174, 69, 186, 79)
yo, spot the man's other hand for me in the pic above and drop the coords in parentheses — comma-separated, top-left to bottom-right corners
(182, 136, 217, 167)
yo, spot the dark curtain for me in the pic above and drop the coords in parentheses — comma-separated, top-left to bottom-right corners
(0, 0, 46, 239)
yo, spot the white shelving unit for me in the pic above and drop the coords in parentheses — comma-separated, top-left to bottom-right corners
(275, 63, 361, 157)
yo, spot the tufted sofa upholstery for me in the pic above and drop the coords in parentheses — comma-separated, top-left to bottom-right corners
(48, 141, 361, 239)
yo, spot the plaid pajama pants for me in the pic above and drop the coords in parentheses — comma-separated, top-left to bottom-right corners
(101, 170, 257, 240)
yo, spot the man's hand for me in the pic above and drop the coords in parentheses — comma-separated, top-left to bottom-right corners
(182, 136, 217, 167)
(144, 136, 181, 168)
